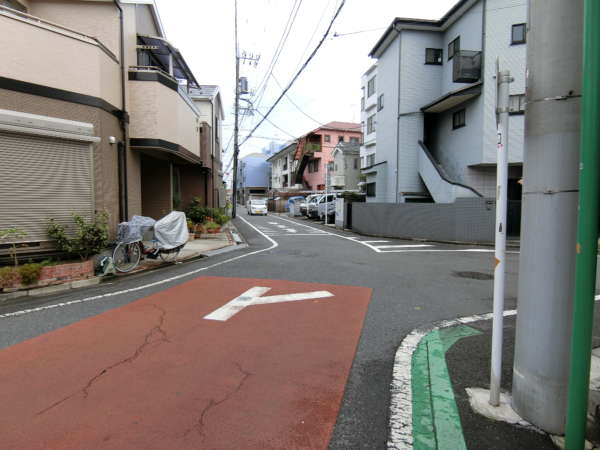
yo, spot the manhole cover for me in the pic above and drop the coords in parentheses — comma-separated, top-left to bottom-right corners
(453, 271, 493, 280)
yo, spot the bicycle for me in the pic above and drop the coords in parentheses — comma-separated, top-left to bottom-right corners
(112, 238, 183, 273)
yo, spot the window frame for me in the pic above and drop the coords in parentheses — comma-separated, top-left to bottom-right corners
(366, 182, 376, 197)
(338, 135, 344, 143)
(511, 23, 526, 45)
(425, 48, 443, 65)
(448, 36, 460, 61)
(367, 114, 376, 134)
(377, 93, 384, 111)
(509, 94, 526, 115)
(349, 137, 359, 144)
(324, 134, 331, 143)
(367, 76, 376, 97)
(452, 108, 466, 130)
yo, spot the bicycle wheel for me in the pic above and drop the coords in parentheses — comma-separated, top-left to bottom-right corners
(159, 245, 182, 263)
(113, 242, 141, 273)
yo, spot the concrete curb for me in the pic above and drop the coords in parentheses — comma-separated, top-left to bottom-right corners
(0, 277, 101, 303)
(201, 243, 249, 257)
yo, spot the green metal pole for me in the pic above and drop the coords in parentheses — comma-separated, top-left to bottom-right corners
(565, 0, 600, 448)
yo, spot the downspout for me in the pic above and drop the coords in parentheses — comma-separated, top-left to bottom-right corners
(114, 0, 129, 221)
(564, 0, 600, 447)
(211, 99, 215, 207)
(393, 24, 401, 203)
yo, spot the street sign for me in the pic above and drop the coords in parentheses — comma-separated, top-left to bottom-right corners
(204, 287, 334, 321)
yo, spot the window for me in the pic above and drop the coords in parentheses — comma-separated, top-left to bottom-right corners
(448, 36, 460, 60)
(367, 76, 376, 97)
(377, 94, 384, 111)
(353, 158, 359, 169)
(366, 154, 375, 167)
(509, 94, 526, 114)
(367, 114, 376, 134)
(511, 23, 526, 45)
(324, 134, 331, 143)
(338, 136, 344, 143)
(452, 109, 466, 129)
(361, 97, 365, 111)
(350, 137, 359, 144)
(425, 48, 443, 65)
(366, 183, 376, 197)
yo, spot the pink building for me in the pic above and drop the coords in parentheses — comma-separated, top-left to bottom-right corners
(299, 122, 361, 190)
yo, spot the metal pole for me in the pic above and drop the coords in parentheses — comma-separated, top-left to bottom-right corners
(325, 162, 329, 225)
(490, 68, 511, 407)
(231, 0, 240, 218)
(565, 0, 600, 446)
(512, 0, 583, 433)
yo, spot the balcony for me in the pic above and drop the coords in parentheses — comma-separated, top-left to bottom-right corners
(452, 50, 482, 83)
(0, 6, 121, 108)
(128, 67, 202, 163)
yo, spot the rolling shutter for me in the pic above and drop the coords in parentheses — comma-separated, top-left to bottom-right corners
(0, 131, 94, 243)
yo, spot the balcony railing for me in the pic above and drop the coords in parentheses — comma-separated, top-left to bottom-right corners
(452, 50, 482, 83)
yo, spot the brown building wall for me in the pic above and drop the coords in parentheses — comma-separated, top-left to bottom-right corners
(0, 88, 140, 235)
(140, 156, 172, 219)
(178, 165, 206, 210)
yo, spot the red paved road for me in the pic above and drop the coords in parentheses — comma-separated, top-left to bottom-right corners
(1, 277, 371, 449)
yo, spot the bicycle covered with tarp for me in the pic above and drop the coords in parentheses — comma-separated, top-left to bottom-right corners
(112, 211, 189, 273)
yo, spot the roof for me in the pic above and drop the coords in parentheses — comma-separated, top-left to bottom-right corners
(189, 85, 225, 120)
(317, 121, 361, 132)
(137, 34, 199, 87)
(420, 82, 482, 113)
(369, 0, 477, 58)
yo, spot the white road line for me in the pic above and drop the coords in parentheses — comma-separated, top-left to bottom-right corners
(285, 229, 297, 233)
(0, 217, 278, 320)
(362, 240, 390, 244)
(376, 245, 433, 249)
(389, 295, 600, 449)
(379, 249, 520, 254)
(266, 233, 331, 237)
(268, 222, 278, 225)
(388, 309, 517, 449)
(276, 225, 287, 229)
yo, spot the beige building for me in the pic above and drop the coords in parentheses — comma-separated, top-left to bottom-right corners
(0, 0, 223, 255)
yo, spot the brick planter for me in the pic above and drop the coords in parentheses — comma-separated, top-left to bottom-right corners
(0, 260, 95, 292)
(38, 260, 94, 286)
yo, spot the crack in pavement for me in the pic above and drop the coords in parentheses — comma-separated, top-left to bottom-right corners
(184, 362, 253, 439)
(35, 304, 169, 416)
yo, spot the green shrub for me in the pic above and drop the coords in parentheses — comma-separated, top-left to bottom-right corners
(18, 263, 43, 286)
(205, 221, 221, 231)
(47, 211, 109, 261)
(185, 198, 230, 225)
(0, 266, 19, 288)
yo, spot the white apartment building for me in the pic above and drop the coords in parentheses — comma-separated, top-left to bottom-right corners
(360, 64, 378, 178)
(364, 0, 526, 214)
(267, 142, 298, 190)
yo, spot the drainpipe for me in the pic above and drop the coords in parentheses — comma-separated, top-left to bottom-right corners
(394, 24, 401, 204)
(564, 1, 600, 447)
(114, 0, 129, 222)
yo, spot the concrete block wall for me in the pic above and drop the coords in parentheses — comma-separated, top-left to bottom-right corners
(352, 198, 495, 243)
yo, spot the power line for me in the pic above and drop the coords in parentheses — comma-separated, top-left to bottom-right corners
(332, 26, 386, 38)
(253, 108, 297, 139)
(240, 0, 347, 146)
(291, 0, 333, 75)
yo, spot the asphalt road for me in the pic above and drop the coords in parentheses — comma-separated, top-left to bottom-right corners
(0, 209, 521, 449)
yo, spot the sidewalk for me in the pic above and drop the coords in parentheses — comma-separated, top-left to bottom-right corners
(389, 307, 600, 449)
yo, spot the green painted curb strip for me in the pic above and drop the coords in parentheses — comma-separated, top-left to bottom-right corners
(412, 325, 481, 449)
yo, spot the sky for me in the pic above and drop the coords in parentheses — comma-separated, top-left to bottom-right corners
(154, 0, 457, 179)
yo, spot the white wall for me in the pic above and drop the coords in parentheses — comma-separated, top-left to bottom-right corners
(373, 36, 400, 202)
(482, 0, 527, 164)
(441, 1, 484, 93)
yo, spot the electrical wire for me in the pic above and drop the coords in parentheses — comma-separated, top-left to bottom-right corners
(240, 0, 347, 146)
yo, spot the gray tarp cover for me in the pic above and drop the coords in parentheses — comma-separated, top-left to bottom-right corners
(154, 211, 189, 250)
(117, 215, 156, 244)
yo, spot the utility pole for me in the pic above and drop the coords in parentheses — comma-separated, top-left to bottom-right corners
(231, 0, 240, 218)
(489, 66, 512, 407)
(230, 1, 259, 218)
(512, 0, 583, 434)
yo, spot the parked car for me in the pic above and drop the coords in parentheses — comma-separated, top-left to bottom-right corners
(247, 198, 268, 216)
(308, 195, 329, 219)
(317, 194, 337, 221)
(286, 195, 305, 211)
(301, 194, 321, 216)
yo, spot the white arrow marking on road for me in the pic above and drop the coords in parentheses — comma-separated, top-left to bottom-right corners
(285, 228, 297, 233)
(204, 287, 334, 321)
(268, 222, 278, 225)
